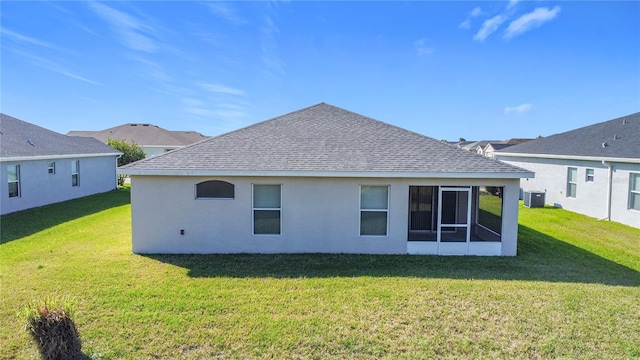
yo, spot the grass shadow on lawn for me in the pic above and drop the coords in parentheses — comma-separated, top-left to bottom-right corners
(146, 224, 639, 286)
(0, 188, 130, 244)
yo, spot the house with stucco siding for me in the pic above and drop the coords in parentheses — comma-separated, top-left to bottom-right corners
(495, 112, 640, 229)
(68, 123, 208, 158)
(1, 113, 121, 215)
(121, 103, 533, 256)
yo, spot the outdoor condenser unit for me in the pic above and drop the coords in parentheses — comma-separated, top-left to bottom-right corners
(524, 191, 545, 208)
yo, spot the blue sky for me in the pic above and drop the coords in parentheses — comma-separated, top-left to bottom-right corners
(1, 1, 638, 141)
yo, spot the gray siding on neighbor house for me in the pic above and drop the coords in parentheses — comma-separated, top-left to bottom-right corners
(130, 175, 521, 256)
(1, 156, 118, 215)
(497, 155, 640, 228)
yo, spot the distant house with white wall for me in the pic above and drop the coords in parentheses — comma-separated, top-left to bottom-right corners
(494, 112, 640, 229)
(68, 123, 208, 158)
(121, 103, 533, 256)
(1, 114, 121, 215)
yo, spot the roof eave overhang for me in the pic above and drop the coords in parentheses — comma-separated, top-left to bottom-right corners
(118, 168, 533, 179)
(1, 152, 122, 162)
(495, 152, 640, 164)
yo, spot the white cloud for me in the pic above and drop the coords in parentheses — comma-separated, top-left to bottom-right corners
(506, 0, 520, 10)
(199, 83, 245, 96)
(260, 14, 284, 80)
(505, 6, 561, 39)
(504, 103, 533, 114)
(459, 7, 483, 30)
(474, 14, 507, 41)
(1, 27, 60, 49)
(88, 2, 158, 53)
(9, 49, 99, 85)
(414, 38, 435, 57)
(207, 3, 246, 24)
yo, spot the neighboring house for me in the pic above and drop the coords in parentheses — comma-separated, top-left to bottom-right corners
(456, 140, 500, 153)
(481, 139, 533, 158)
(1, 114, 121, 215)
(495, 112, 640, 229)
(121, 103, 533, 256)
(68, 123, 208, 158)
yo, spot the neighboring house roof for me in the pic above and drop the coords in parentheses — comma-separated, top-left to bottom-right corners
(495, 112, 640, 162)
(1, 113, 121, 160)
(67, 123, 208, 147)
(122, 103, 532, 178)
(486, 143, 513, 151)
(503, 138, 533, 145)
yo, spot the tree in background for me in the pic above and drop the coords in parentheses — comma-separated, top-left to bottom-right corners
(106, 138, 146, 186)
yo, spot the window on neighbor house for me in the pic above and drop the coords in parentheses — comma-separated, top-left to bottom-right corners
(195, 180, 234, 199)
(630, 173, 640, 211)
(7, 165, 20, 198)
(360, 185, 389, 236)
(253, 184, 281, 235)
(567, 167, 577, 198)
(71, 160, 80, 187)
(48, 162, 55, 174)
(586, 168, 594, 182)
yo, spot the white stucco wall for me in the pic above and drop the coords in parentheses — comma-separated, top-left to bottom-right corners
(130, 176, 521, 255)
(142, 146, 180, 158)
(497, 155, 640, 228)
(0, 156, 118, 215)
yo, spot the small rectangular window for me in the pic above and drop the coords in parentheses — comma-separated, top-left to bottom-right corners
(253, 184, 281, 235)
(8, 165, 20, 198)
(71, 160, 79, 187)
(48, 162, 55, 174)
(586, 168, 594, 182)
(360, 185, 389, 236)
(567, 167, 577, 198)
(630, 173, 640, 211)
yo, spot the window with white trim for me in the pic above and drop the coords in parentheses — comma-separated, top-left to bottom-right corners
(71, 160, 80, 187)
(196, 180, 234, 199)
(8, 165, 20, 198)
(253, 184, 281, 235)
(567, 167, 577, 198)
(360, 185, 389, 236)
(48, 162, 55, 174)
(630, 173, 640, 211)
(585, 168, 594, 182)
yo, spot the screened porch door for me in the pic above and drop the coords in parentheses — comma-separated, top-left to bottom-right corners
(437, 187, 472, 255)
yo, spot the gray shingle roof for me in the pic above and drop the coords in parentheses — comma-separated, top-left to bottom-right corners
(495, 112, 640, 160)
(67, 123, 208, 147)
(1, 113, 120, 159)
(122, 103, 531, 176)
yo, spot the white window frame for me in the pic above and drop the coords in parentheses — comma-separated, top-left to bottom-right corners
(359, 185, 390, 237)
(252, 184, 282, 235)
(71, 160, 80, 187)
(585, 168, 594, 182)
(48, 162, 55, 175)
(7, 164, 20, 198)
(567, 167, 577, 198)
(630, 173, 640, 211)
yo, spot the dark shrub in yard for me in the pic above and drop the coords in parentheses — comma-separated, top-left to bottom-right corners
(21, 297, 82, 360)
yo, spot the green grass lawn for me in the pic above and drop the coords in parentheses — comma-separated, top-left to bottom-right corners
(1, 188, 639, 359)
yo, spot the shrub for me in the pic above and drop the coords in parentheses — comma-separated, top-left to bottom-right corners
(20, 296, 82, 360)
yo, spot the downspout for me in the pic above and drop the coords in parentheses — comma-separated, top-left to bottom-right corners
(601, 160, 613, 221)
